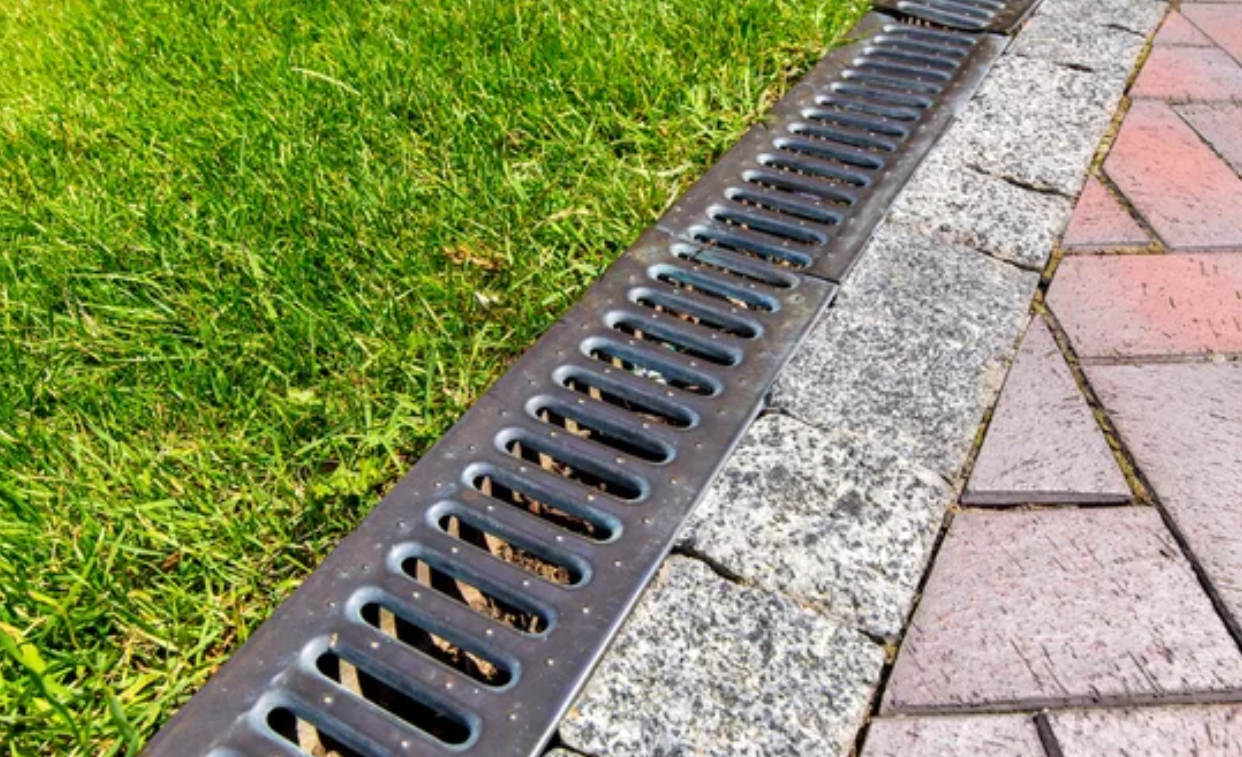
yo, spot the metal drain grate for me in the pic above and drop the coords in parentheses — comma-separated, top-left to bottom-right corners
(657, 14, 1003, 282)
(875, 0, 1043, 33)
(144, 13, 1003, 757)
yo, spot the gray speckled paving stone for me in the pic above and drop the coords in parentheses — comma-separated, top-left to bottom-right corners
(1011, 0, 1166, 75)
(561, 557, 884, 757)
(883, 508, 1242, 713)
(1049, 705, 1242, 756)
(963, 318, 1129, 505)
(771, 223, 1039, 478)
(930, 56, 1124, 197)
(1084, 0, 1170, 34)
(1087, 363, 1242, 630)
(888, 150, 1072, 270)
(863, 715, 1045, 757)
(680, 414, 950, 638)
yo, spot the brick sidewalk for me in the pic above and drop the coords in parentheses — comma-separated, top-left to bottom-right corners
(864, 3, 1242, 754)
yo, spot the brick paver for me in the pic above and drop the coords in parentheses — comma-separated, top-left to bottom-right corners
(1131, 47, 1242, 101)
(1104, 101, 1242, 249)
(1178, 103, 1242, 175)
(1049, 705, 1242, 756)
(1183, 5, 1242, 62)
(1061, 176, 1150, 250)
(963, 318, 1128, 505)
(1048, 254, 1242, 360)
(867, 7, 1242, 752)
(1088, 362, 1242, 631)
(1154, 11, 1215, 47)
(863, 715, 1045, 757)
(883, 508, 1242, 713)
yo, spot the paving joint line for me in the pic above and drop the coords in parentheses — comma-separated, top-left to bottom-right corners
(888, 686, 1242, 716)
(853, 500, 961, 726)
(1042, 305, 1242, 655)
(1038, 298, 1151, 504)
(1033, 713, 1066, 757)
(1172, 100, 1242, 182)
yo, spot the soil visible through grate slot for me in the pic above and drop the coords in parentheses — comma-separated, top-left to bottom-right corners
(473, 473, 610, 540)
(269, 708, 367, 757)
(504, 437, 643, 500)
(652, 270, 776, 312)
(610, 317, 737, 366)
(587, 343, 717, 395)
(315, 652, 471, 745)
(402, 555, 548, 635)
(560, 372, 694, 429)
(360, 602, 511, 687)
(534, 404, 670, 463)
(438, 514, 577, 586)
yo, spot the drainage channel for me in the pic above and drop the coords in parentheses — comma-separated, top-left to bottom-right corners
(143, 4, 1038, 757)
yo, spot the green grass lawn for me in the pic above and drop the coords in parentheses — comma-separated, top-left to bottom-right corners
(0, 0, 864, 753)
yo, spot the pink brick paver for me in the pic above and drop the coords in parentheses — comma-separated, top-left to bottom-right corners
(1061, 177, 1150, 251)
(1183, 5, 1242, 62)
(1088, 362, 1242, 631)
(865, 9, 1242, 748)
(1048, 255, 1242, 360)
(1178, 103, 1242, 175)
(963, 319, 1128, 505)
(1131, 47, 1242, 102)
(1049, 705, 1242, 756)
(1104, 101, 1242, 249)
(882, 509, 1242, 713)
(863, 715, 1045, 757)
(1154, 11, 1215, 47)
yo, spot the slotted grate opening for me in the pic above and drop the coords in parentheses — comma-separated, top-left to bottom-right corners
(502, 433, 646, 501)
(609, 315, 741, 367)
(878, 27, 976, 56)
(655, 269, 776, 312)
(359, 601, 513, 687)
(690, 227, 814, 268)
(726, 187, 846, 226)
(401, 554, 550, 635)
(884, 0, 1004, 30)
(832, 82, 936, 108)
(774, 136, 884, 172)
(707, 205, 829, 245)
(741, 169, 861, 207)
(585, 340, 719, 396)
(787, 122, 898, 153)
(841, 69, 945, 95)
(437, 512, 582, 586)
(814, 93, 921, 121)
(853, 58, 953, 83)
(650, 265, 778, 312)
(802, 106, 911, 136)
(558, 368, 695, 429)
(314, 653, 472, 746)
(532, 401, 673, 463)
(268, 708, 369, 757)
(865, 47, 960, 72)
(632, 289, 761, 338)
(671, 244, 800, 288)
(758, 154, 872, 190)
(471, 469, 616, 540)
